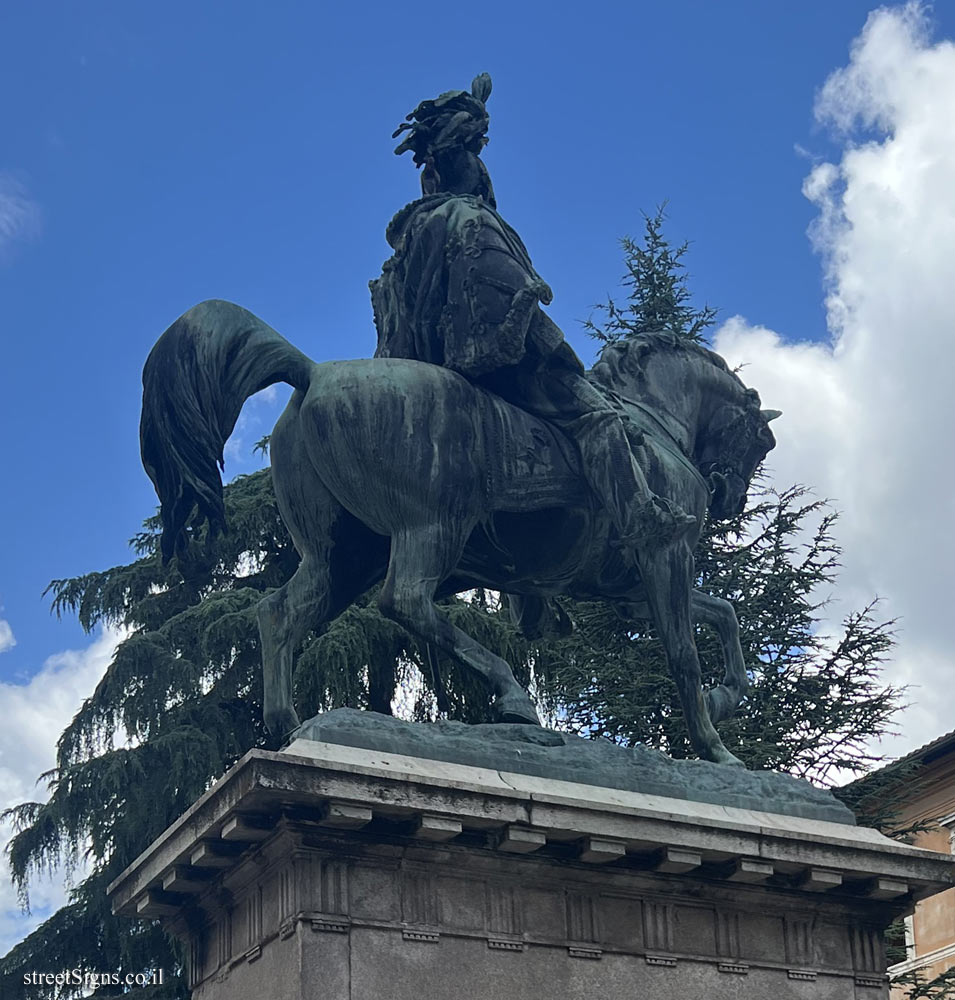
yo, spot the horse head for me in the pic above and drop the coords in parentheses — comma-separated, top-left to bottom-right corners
(696, 393, 779, 519)
(591, 332, 779, 520)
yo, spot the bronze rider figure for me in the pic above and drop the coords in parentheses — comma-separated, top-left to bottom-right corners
(370, 73, 696, 572)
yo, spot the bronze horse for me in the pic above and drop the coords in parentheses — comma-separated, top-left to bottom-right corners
(141, 299, 778, 766)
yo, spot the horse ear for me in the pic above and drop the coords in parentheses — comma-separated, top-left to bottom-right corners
(761, 409, 782, 422)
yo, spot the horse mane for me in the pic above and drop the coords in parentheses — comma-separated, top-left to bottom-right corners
(594, 330, 761, 412)
(596, 329, 738, 384)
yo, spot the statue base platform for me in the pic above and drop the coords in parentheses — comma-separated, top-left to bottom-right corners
(108, 724, 954, 999)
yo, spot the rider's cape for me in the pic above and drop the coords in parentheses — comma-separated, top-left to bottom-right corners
(370, 193, 578, 378)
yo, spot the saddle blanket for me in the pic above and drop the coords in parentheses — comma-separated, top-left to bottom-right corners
(481, 390, 589, 512)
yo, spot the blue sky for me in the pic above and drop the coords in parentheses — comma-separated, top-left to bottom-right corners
(3, 0, 955, 952)
(3, 0, 945, 678)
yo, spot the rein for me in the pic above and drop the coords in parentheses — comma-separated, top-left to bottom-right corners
(605, 387, 711, 495)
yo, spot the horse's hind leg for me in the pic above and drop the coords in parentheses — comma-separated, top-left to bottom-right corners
(378, 527, 540, 725)
(692, 590, 748, 725)
(259, 512, 389, 739)
(259, 452, 388, 739)
(258, 556, 328, 739)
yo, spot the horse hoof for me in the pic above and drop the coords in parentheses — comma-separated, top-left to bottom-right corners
(494, 692, 541, 726)
(712, 748, 746, 768)
(266, 707, 301, 741)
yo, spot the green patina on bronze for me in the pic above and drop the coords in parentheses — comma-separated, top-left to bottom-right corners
(139, 75, 781, 768)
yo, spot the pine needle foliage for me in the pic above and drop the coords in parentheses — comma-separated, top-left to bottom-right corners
(892, 966, 955, 998)
(532, 206, 902, 783)
(533, 482, 902, 783)
(0, 468, 524, 997)
(584, 203, 717, 344)
(1, 210, 906, 996)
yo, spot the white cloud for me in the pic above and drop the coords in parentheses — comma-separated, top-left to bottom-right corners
(713, 2, 955, 760)
(0, 174, 40, 256)
(0, 622, 14, 655)
(0, 628, 121, 956)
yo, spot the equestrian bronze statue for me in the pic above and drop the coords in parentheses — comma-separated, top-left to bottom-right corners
(140, 75, 780, 767)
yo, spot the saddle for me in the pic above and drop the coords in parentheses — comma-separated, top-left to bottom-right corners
(479, 388, 589, 512)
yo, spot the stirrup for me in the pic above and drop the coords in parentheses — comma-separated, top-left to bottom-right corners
(614, 498, 696, 550)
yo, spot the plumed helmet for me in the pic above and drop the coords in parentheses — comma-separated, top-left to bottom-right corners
(393, 73, 493, 165)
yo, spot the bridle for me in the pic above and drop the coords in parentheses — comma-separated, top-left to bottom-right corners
(594, 338, 768, 511)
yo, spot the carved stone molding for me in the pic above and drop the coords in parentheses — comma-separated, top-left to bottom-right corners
(107, 740, 955, 999)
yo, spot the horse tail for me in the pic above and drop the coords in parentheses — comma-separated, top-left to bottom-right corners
(140, 298, 314, 562)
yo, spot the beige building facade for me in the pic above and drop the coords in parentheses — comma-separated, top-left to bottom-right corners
(872, 731, 955, 997)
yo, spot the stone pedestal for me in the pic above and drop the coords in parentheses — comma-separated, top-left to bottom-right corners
(108, 737, 955, 999)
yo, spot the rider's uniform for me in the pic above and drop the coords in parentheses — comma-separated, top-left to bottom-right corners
(370, 190, 688, 553)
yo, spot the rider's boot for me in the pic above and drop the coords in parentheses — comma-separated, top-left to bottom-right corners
(612, 493, 697, 554)
(639, 494, 698, 544)
(526, 380, 698, 553)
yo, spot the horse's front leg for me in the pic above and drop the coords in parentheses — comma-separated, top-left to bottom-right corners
(636, 542, 744, 767)
(691, 590, 748, 725)
(616, 592, 747, 726)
